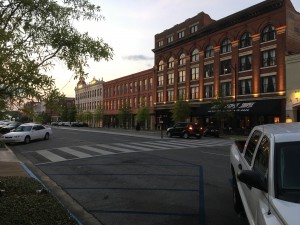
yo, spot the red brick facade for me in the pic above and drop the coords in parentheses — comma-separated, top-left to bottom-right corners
(152, 0, 300, 130)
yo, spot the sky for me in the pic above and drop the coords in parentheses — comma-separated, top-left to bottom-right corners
(51, 0, 300, 97)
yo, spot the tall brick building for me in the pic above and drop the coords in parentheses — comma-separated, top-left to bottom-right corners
(152, 0, 300, 129)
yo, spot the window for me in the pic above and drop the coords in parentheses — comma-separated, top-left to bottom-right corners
(158, 40, 163, 47)
(253, 136, 270, 180)
(204, 84, 214, 98)
(221, 38, 231, 53)
(191, 25, 198, 33)
(149, 78, 153, 90)
(157, 91, 164, 102)
(158, 75, 164, 86)
(190, 86, 199, 99)
(261, 25, 276, 42)
(168, 73, 174, 85)
(239, 55, 252, 71)
(261, 49, 276, 67)
(178, 31, 185, 39)
(144, 79, 147, 90)
(220, 59, 232, 74)
(168, 57, 174, 68)
(179, 53, 186, 65)
(239, 79, 252, 95)
(244, 130, 262, 165)
(178, 88, 186, 100)
(191, 49, 199, 62)
(239, 32, 252, 48)
(204, 64, 214, 78)
(221, 82, 232, 97)
(167, 90, 174, 102)
(178, 70, 186, 83)
(205, 45, 214, 58)
(158, 60, 164, 71)
(190, 67, 199, 80)
(261, 76, 276, 93)
(167, 35, 173, 43)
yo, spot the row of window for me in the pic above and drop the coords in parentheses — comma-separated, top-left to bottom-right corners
(104, 95, 153, 111)
(77, 101, 102, 111)
(76, 88, 103, 100)
(157, 75, 276, 102)
(157, 24, 276, 51)
(157, 49, 276, 86)
(104, 78, 153, 98)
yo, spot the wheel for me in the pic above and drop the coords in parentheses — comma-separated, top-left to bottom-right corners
(166, 132, 172, 138)
(24, 136, 30, 144)
(232, 175, 243, 214)
(44, 133, 50, 140)
(183, 132, 189, 139)
(196, 135, 202, 139)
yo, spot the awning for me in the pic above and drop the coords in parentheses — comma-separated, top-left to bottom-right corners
(196, 99, 283, 116)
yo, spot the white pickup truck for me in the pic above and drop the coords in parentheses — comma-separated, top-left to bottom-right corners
(230, 123, 300, 225)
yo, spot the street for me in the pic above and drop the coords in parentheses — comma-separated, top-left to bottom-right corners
(10, 127, 248, 225)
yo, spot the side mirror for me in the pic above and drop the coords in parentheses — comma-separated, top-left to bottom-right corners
(237, 170, 268, 193)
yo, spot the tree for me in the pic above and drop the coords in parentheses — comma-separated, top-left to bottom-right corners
(94, 104, 104, 127)
(118, 102, 132, 129)
(136, 106, 150, 129)
(0, 0, 113, 107)
(210, 96, 234, 132)
(43, 89, 65, 120)
(171, 100, 191, 123)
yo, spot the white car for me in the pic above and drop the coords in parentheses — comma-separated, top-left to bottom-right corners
(0, 123, 52, 144)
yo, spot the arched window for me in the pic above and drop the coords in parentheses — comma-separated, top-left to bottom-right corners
(239, 32, 252, 48)
(261, 25, 276, 42)
(205, 45, 214, 58)
(168, 57, 174, 68)
(191, 49, 199, 62)
(221, 38, 231, 53)
(179, 53, 186, 65)
(158, 60, 164, 71)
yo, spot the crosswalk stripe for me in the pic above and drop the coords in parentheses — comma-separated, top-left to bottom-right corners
(38, 150, 66, 162)
(79, 145, 114, 155)
(58, 147, 92, 158)
(113, 143, 153, 151)
(96, 144, 136, 153)
(142, 141, 183, 148)
(129, 142, 168, 149)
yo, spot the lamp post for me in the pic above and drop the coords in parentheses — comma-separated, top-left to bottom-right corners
(232, 63, 238, 129)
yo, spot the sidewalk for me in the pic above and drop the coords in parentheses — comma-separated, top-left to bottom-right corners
(0, 145, 28, 177)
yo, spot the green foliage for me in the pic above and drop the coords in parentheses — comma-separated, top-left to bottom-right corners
(0, 0, 113, 105)
(136, 106, 150, 127)
(0, 177, 77, 225)
(94, 104, 104, 124)
(210, 96, 234, 130)
(118, 102, 132, 128)
(171, 100, 191, 123)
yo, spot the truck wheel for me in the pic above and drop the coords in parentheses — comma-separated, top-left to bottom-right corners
(232, 176, 243, 214)
(183, 133, 189, 139)
(167, 132, 172, 138)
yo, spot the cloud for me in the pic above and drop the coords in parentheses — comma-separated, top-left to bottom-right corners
(122, 55, 153, 61)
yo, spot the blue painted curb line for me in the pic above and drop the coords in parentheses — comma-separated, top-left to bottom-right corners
(20, 162, 83, 225)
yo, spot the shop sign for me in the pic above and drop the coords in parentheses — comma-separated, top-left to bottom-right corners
(208, 102, 256, 113)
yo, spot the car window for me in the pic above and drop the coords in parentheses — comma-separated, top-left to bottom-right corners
(244, 130, 262, 165)
(37, 125, 45, 130)
(253, 135, 270, 180)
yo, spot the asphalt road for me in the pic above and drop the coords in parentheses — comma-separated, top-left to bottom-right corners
(9, 127, 248, 225)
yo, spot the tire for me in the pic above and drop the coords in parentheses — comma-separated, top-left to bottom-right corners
(44, 133, 50, 140)
(232, 175, 243, 214)
(166, 132, 172, 138)
(24, 136, 30, 144)
(183, 132, 189, 139)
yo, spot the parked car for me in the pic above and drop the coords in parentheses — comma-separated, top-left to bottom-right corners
(166, 122, 203, 139)
(0, 121, 22, 134)
(203, 126, 220, 137)
(0, 123, 52, 144)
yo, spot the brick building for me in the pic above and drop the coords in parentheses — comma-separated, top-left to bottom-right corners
(103, 69, 155, 129)
(152, 0, 300, 130)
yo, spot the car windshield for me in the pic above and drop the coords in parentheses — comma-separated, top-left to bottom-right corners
(14, 125, 32, 132)
(275, 141, 300, 203)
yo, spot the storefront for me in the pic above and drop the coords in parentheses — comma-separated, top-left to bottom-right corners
(195, 99, 285, 130)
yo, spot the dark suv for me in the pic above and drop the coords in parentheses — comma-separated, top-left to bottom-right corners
(166, 122, 203, 139)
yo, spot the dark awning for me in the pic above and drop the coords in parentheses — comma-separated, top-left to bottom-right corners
(196, 99, 282, 116)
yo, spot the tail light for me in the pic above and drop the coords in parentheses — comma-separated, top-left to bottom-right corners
(188, 126, 193, 131)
